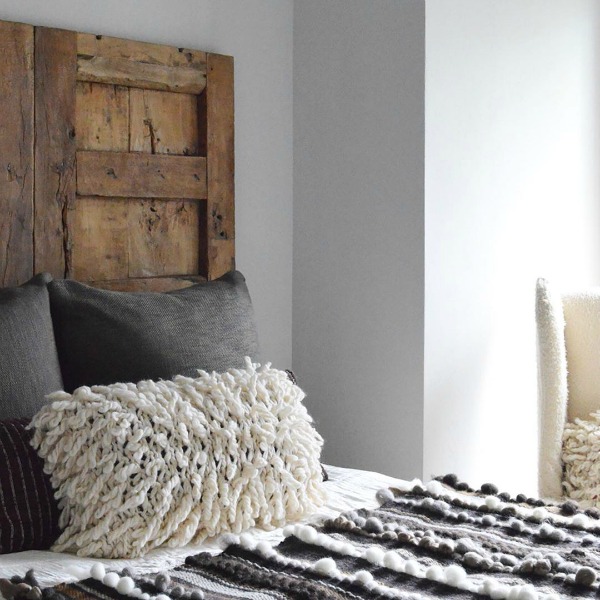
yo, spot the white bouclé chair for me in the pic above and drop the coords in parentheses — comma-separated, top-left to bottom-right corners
(536, 278, 600, 499)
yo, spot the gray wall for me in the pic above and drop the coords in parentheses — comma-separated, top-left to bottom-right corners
(0, 0, 294, 369)
(293, 0, 425, 479)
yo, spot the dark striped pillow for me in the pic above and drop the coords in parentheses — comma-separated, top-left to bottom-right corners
(0, 419, 61, 554)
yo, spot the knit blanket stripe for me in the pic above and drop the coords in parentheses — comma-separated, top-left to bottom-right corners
(7, 477, 600, 600)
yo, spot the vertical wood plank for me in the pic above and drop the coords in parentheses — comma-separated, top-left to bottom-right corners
(199, 53, 235, 280)
(34, 27, 77, 278)
(68, 197, 129, 281)
(128, 199, 200, 277)
(129, 89, 199, 155)
(76, 82, 129, 151)
(0, 21, 34, 287)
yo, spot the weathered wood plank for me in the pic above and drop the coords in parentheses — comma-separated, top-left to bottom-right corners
(68, 197, 129, 281)
(76, 151, 207, 199)
(128, 199, 200, 277)
(129, 89, 199, 155)
(199, 53, 235, 279)
(34, 27, 77, 278)
(0, 21, 34, 287)
(89, 275, 206, 293)
(69, 198, 201, 281)
(77, 56, 206, 94)
(76, 82, 129, 151)
(77, 33, 207, 69)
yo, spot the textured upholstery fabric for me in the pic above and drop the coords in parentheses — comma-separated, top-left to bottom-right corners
(0, 273, 64, 418)
(0, 419, 61, 554)
(49, 271, 260, 391)
(536, 278, 568, 499)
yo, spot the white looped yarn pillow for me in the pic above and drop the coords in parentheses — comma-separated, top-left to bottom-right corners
(562, 411, 600, 506)
(30, 359, 326, 558)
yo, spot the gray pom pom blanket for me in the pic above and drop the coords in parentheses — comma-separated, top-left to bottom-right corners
(4, 475, 600, 600)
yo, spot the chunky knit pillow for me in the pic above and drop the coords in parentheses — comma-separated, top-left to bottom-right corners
(30, 360, 326, 558)
(562, 411, 600, 505)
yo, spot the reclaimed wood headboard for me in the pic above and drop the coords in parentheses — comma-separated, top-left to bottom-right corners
(0, 19, 234, 292)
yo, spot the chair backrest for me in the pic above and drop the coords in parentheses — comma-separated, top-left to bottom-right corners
(536, 278, 600, 498)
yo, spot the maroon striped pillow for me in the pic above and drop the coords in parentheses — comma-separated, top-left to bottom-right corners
(0, 419, 61, 554)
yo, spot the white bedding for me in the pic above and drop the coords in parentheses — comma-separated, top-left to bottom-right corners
(0, 465, 405, 588)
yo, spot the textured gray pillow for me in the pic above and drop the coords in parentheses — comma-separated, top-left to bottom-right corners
(0, 273, 64, 418)
(48, 271, 260, 391)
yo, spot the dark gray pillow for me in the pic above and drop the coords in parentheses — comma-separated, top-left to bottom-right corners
(49, 271, 260, 391)
(0, 273, 64, 418)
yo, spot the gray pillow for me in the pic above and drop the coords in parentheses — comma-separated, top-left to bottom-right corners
(48, 271, 260, 391)
(0, 273, 64, 418)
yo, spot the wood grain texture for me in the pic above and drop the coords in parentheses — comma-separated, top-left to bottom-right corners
(34, 27, 77, 279)
(76, 151, 207, 199)
(89, 275, 206, 293)
(0, 21, 34, 287)
(77, 33, 206, 69)
(129, 89, 199, 155)
(200, 53, 235, 280)
(128, 199, 200, 277)
(68, 197, 128, 281)
(76, 82, 129, 151)
(77, 56, 205, 94)
(70, 198, 201, 281)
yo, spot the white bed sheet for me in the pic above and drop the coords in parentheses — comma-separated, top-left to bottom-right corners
(0, 465, 406, 588)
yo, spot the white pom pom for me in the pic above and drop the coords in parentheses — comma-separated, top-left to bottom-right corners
(355, 570, 374, 584)
(314, 557, 337, 576)
(532, 508, 546, 521)
(425, 565, 445, 582)
(156, 595, 171, 600)
(517, 584, 537, 600)
(426, 480, 443, 496)
(376, 488, 394, 504)
(485, 496, 501, 510)
(129, 588, 143, 598)
(445, 565, 466, 585)
(340, 542, 356, 556)
(103, 573, 120, 588)
(90, 564, 106, 580)
(507, 587, 521, 600)
(383, 551, 403, 571)
(573, 514, 588, 529)
(490, 584, 509, 600)
(365, 546, 385, 565)
(404, 560, 420, 576)
(140, 594, 150, 600)
(239, 533, 256, 550)
(482, 579, 498, 594)
(282, 525, 295, 537)
(297, 525, 318, 544)
(116, 577, 135, 594)
(256, 541, 274, 557)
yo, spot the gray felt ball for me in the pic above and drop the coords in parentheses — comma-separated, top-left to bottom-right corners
(575, 566, 596, 587)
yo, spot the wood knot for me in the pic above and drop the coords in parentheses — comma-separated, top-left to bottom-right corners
(106, 167, 117, 179)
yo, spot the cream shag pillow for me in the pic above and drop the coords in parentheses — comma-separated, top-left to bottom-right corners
(562, 411, 600, 505)
(30, 359, 326, 558)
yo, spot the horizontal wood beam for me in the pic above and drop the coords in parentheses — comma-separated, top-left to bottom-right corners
(76, 151, 207, 199)
(77, 56, 206, 94)
(77, 33, 206, 68)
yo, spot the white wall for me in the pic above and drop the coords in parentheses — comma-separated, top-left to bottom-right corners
(425, 0, 600, 494)
(294, 0, 425, 479)
(0, 0, 294, 368)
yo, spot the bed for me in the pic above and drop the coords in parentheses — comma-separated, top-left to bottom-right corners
(2, 18, 600, 600)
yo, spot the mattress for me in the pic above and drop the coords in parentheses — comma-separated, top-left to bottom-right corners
(0, 464, 403, 588)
